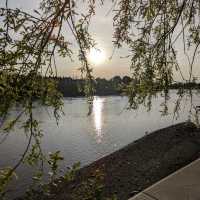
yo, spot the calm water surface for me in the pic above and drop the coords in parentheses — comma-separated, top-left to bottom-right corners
(0, 91, 199, 198)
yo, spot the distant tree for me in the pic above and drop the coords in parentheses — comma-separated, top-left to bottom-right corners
(122, 76, 131, 85)
(111, 76, 122, 84)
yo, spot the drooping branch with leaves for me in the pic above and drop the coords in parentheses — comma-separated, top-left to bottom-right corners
(112, 0, 200, 107)
(0, 0, 96, 196)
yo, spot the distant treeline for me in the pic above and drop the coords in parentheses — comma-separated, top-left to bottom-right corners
(54, 76, 200, 97)
(52, 76, 132, 97)
(2, 71, 200, 98)
(170, 81, 200, 89)
(51, 76, 200, 97)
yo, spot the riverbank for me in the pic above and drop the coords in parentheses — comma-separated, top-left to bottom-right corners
(19, 122, 200, 200)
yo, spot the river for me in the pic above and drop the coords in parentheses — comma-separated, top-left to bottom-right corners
(0, 90, 199, 198)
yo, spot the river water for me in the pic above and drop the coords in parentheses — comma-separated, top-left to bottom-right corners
(0, 90, 199, 198)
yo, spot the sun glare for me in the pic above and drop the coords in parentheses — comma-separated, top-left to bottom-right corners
(93, 97, 105, 143)
(88, 48, 106, 65)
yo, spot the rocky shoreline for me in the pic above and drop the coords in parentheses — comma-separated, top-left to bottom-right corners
(19, 122, 200, 200)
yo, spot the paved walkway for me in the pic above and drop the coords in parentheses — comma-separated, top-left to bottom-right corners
(129, 158, 200, 200)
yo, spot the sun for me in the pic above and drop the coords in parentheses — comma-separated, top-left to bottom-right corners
(87, 48, 106, 65)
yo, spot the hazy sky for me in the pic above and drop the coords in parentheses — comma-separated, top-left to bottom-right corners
(1, 0, 200, 80)
(0, 0, 131, 78)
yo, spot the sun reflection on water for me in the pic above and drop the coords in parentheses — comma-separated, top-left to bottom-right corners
(93, 97, 105, 143)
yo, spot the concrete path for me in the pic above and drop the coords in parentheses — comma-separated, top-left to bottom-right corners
(129, 158, 200, 200)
